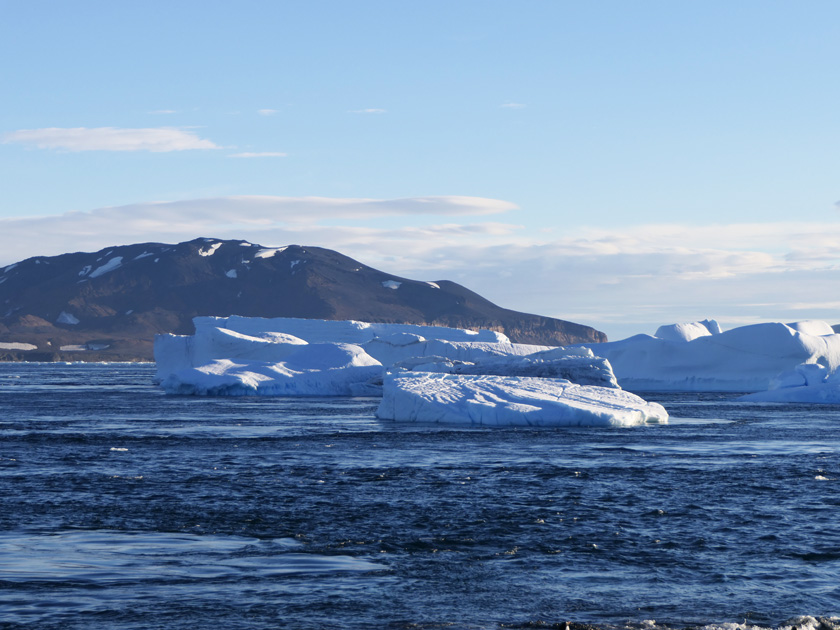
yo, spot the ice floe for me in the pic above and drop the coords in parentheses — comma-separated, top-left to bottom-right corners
(59, 343, 110, 352)
(375, 372, 667, 426)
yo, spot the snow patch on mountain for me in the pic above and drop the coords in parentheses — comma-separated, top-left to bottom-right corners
(89, 257, 123, 278)
(198, 243, 222, 256)
(255, 247, 288, 258)
(57, 311, 80, 325)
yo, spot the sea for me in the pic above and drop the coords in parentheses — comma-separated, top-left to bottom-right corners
(1, 362, 838, 630)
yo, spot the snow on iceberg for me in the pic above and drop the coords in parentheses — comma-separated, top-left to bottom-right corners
(579, 320, 840, 392)
(402, 346, 618, 388)
(191, 315, 509, 345)
(375, 372, 667, 427)
(654, 318, 722, 342)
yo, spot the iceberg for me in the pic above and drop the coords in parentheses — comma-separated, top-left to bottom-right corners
(155, 315, 530, 382)
(154, 316, 626, 403)
(158, 343, 383, 396)
(401, 346, 619, 388)
(739, 360, 840, 404)
(375, 372, 667, 427)
(578, 320, 840, 392)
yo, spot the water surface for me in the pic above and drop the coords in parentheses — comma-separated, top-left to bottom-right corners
(1, 364, 838, 629)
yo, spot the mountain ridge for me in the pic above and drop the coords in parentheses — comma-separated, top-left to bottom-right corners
(0, 238, 606, 361)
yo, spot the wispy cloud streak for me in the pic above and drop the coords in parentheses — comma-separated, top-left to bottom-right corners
(2, 127, 219, 152)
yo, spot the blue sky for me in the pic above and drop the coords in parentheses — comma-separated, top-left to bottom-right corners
(3, 1, 840, 340)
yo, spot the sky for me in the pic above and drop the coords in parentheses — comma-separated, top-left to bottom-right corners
(3, 1, 840, 340)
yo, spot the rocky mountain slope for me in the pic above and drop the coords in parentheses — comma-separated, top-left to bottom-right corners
(0, 238, 606, 361)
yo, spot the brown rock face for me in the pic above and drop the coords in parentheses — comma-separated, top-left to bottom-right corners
(0, 238, 606, 361)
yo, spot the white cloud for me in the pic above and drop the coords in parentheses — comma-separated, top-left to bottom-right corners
(2, 127, 219, 152)
(228, 152, 288, 158)
(2, 195, 839, 340)
(0, 195, 518, 260)
(350, 108, 387, 114)
(258, 109, 278, 116)
(500, 102, 526, 109)
(149, 110, 177, 115)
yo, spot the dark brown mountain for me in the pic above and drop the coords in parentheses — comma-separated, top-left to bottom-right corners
(0, 238, 607, 361)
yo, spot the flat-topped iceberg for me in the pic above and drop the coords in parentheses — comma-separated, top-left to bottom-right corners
(153, 317, 649, 422)
(579, 319, 840, 392)
(402, 346, 618, 388)
(376, 372, 667, 427)
(157, 315, 536, 375)
(158, 342, 383, 396)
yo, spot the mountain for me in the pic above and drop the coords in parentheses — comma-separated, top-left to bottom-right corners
(0, 238, 607, 361)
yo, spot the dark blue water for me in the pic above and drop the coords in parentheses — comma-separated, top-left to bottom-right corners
(1, 363, 839, 630)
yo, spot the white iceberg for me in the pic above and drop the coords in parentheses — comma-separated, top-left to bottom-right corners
(154, 316, 622, 401)
(0, 342, 37, 351)
(739, 361, 840, 404)
(398, 346, 618, 389)
(375, 372, 667, 427)
(158, 343, 383, 396)
(654, 318, 722, 342)
(578, 320, 840, 392)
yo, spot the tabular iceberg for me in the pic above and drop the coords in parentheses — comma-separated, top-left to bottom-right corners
(153, 316, 659, 426)
(375, 372, 667, 427)
(158, 343, 383, 396)
(154, 315, 548, 396)
(578, 319, 840, 392)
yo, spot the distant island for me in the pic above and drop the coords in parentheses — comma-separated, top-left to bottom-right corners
(0, 238, 606, 362)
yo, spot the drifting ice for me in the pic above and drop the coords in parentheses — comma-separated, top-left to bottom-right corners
(375, 372, 667, 427)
